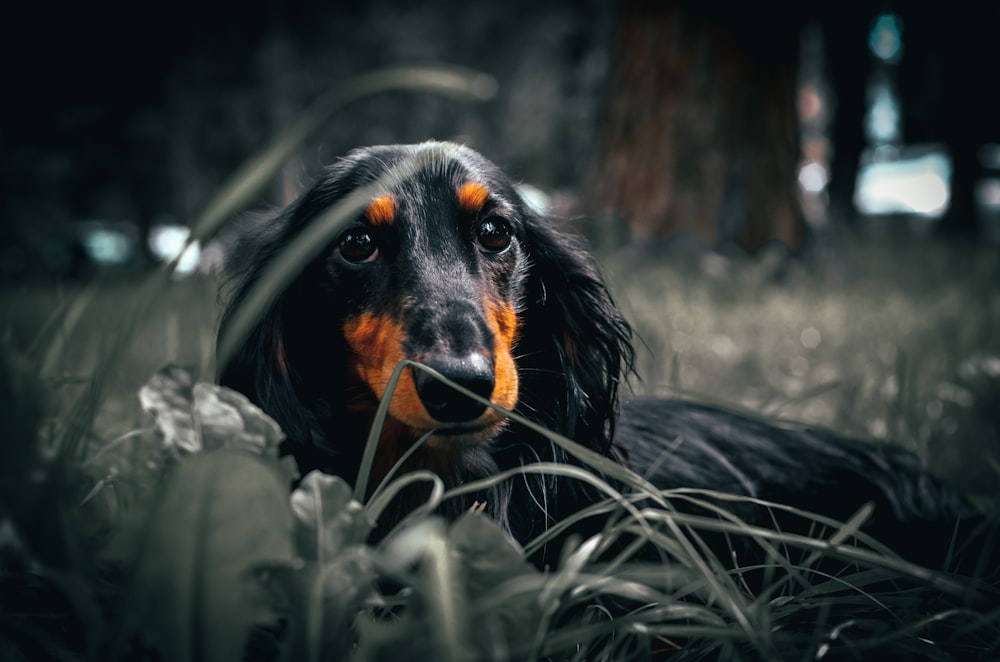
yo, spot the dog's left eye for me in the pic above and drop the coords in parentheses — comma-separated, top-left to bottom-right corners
(476, 218, 512, 253)
(338, 229, 379, 263)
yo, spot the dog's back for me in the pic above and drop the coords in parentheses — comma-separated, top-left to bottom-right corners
(618, 399, 994, 574)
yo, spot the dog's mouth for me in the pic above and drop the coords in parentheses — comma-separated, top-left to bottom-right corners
(421, 418, 507, 449)
(406, 355, 515, 447)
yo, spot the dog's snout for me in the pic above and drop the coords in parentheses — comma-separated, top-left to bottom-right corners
(413, 354, 495, 423)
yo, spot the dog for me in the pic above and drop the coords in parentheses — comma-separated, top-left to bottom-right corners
(218, 141, 994, 577)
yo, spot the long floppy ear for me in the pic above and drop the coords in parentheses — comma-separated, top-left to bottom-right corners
(217, 275, 315, 448)
(515, 212, 635, 452)
(215, 206, 328, 453)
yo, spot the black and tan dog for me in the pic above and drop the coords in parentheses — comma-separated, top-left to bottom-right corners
(219, 141, 994, 576)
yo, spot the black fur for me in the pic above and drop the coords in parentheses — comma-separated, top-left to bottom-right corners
(219, 141, 994, 576)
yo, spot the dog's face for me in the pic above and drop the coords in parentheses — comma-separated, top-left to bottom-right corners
(313, 144, 532, 447)
(221, 141, 632, 481)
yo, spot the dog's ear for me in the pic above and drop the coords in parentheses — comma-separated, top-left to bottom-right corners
(216, 225, 319, 450)
(516, 213, 635, 451)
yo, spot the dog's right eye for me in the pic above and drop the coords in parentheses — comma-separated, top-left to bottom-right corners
(476, 217, 512, 253)
(337, 229, 379, 263)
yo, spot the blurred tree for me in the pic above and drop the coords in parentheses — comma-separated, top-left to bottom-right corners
(821, 5, 1000, 237)
(585, 1, 806, 251)
(819, 7, 870, 225)
(898, 5, 1000, 237)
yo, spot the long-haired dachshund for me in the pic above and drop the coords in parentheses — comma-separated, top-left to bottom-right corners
(218, 141, 994, 576)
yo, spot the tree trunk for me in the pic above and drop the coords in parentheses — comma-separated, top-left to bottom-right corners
(585, 1, 806, 251)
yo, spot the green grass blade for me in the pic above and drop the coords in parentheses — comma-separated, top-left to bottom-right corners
(215, 145, 468, 372)
(190, 65, 496, 246)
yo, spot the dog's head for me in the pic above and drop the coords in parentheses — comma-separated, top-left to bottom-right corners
(219, 142, 633, 480)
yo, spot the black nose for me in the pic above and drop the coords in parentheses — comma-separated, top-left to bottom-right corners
(412, 354, 495, 423)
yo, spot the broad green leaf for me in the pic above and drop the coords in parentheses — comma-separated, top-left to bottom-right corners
(117, 450, 297, 662)
(139, 365, 200, 455)
(138, 366, 290, 480)
(290, 471, 371, 563)
(360, 515, 544, 660)
(193, 382, 285, 457)
(303, 548, 377, 662)
(359, 518, 467, 661)
(447, 511, 534, 597)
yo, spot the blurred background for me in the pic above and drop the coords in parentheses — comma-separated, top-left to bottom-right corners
(3, 0, 1000, 273)
(1, 1, 998, 504)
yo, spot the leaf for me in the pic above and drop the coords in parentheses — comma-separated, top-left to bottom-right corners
(138, 366, 290, 477)
(308, 548, 378, 661)
(138, 365, 200, 455)
(359, 518, 463, 661)
(193, 382, 285, 457)
(290, 472, 371, 563)
(115, 450, 297, 662)
(447, 514, 545, 648)
(360, 515, 544, 661)
(447, 512, 535, 598)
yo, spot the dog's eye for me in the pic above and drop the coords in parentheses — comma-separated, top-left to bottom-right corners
(338, 229, 379, 263)
(476, 218, 512, 253)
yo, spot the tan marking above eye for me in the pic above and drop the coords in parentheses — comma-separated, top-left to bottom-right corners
(457, 182, 490, 213)
(365, 195, 395, 226)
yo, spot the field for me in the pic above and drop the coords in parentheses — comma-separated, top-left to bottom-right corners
(605, 231, 1000, 510)
(1, 225, 999, 660)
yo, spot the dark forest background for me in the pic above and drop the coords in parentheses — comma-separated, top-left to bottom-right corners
(3, 0, 1000, 278)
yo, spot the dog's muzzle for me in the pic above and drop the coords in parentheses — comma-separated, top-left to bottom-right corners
(411, 354, 494, 423)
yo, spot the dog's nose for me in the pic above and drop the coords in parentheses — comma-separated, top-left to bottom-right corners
(412, 354, 495, 423)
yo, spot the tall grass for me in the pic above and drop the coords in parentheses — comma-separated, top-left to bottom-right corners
(605, 233, 1000, 509)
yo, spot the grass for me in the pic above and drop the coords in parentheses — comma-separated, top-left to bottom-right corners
(605, 231, 1000, 510)
(1, 227, 998, 661)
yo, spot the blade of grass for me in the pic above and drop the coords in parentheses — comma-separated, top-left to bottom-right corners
(365, 469, 445, 527)
(189, 65, 497, 246)
(632, 507, 985, 598)
(799, 501, 874, 570)
(351, 358, 410, 502)
(367, 429, 436, 505)
(422, 523, 468, 659)
(31, 282, 98, 372)
(216, 145, 468, 371)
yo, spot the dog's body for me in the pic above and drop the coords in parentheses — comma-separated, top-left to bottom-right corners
(219, 141, 992, 575)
